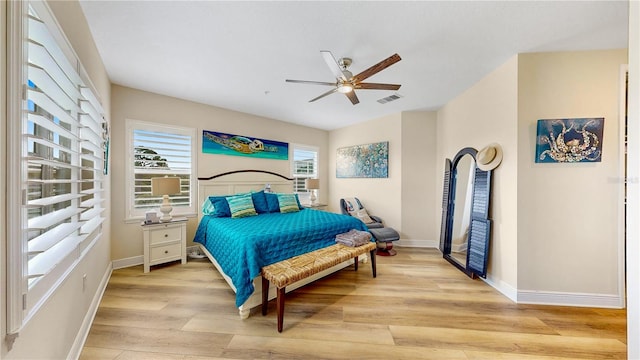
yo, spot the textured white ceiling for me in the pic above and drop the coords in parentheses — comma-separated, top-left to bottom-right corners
(79, 1, 629, 130)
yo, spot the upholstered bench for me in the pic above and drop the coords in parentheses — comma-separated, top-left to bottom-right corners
(261, 242, 377, 332)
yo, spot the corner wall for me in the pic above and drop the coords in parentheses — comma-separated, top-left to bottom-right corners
(1, 1, 112, 359)
(436, 56, 519, 297)
(110, 85, 329, 263)
(517, 50, 627, 306)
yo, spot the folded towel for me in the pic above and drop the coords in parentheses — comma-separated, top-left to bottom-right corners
(336, 229, 371, 247)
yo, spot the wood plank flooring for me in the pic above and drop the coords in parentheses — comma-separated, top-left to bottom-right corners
(80, 248, 627, 359)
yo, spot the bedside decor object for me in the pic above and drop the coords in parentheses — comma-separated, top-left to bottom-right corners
(336, 141, 389, 178)
(535, 118, 604, 163)
(305, 178, 320, 205)
(151, 176, 181, 221)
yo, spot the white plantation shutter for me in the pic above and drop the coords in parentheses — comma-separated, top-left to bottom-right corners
(126, 120, 196, 219)
(7, 1, 107, 333)
(292, 145, 319, 196)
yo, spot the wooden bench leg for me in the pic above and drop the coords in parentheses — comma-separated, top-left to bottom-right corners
(277, 287, 285, 332)
(261, 277, 269, 316)
(354, 256, 359, 271)
(370, 249, 377, 278)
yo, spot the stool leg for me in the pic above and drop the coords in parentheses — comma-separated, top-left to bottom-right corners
(261, 277, 269, 316)
(277, 287, 285, 332)
(354, 256, 359, 271)
(370, 249, 377, 278)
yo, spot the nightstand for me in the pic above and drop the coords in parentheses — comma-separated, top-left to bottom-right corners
(303, 203, 328, 211)
(142, 217, 187, 273)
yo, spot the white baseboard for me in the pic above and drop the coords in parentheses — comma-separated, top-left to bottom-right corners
(67, 262, 113, 360)
(396, 238, 438, 248)
(517, 290, 624, 308)
(481, 275, 518, 302)
(112, 255, 142, 270)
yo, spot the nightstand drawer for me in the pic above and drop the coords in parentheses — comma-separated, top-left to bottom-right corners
(149, 226, 182, 244)
(150, 242, 182, 262)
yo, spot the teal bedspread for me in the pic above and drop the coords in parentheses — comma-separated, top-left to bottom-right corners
(193, 209, 369, 307)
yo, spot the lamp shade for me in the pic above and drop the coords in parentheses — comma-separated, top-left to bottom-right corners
(151, 177, 181, 196)
(305, 178, 320, 190)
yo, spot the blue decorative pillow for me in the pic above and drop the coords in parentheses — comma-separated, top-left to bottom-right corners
(265, 192, 280, 212)
(202, 197, 215, 215)
(276, 193, 300, 213)
(251, 190, 269, 214)
(227, 193, 258, 218)
(208, 196, 231, 217)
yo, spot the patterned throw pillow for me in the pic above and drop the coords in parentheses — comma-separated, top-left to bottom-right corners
(349, 208, 374, 224)
(227, 193, 258, 218)
(276, 193, 300, 213)
(202, 197, 215, 215)
(208, 196, 232, 217)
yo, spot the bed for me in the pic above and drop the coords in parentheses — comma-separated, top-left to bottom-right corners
(194, 170, 369, 319)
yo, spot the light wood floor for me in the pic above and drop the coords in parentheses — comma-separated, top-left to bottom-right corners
(80, 248, 627, 360)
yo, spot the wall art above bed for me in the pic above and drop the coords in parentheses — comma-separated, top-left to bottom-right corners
(535, 118, 604, 163)
(336, 141, 389, 178)
(202, 130, 289, 160)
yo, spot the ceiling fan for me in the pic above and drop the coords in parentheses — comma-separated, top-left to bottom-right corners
(286, 51, 402, 105)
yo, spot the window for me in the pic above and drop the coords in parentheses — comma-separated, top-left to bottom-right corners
(7, 1, 106, 333)
(125, 120, 196, 219)
(292, 144, 319, 202)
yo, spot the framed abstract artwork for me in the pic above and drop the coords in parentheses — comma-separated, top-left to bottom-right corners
(336, 141, 389, 178)
(535, 118, 604, 163)
(202, 130, 288, 160)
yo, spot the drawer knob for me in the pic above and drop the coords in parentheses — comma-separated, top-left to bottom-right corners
(164, 234, 168, 237)
(164, 250, 169, 254)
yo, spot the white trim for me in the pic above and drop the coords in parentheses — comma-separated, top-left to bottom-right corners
(111, 255, 143, 270)
(6, 0, 28, 335)
(395, 238, 438, 248)
(66, 262, 112, 360)
(125, 119, 197, 219)
(482, 275, 518, 302)
(517, 290, 624, 309)
(618, 64, 628, 310)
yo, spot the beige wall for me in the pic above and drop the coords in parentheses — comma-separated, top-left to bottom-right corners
(1, 1, 112, 359)
(401, 111, 439, 245)
(328, 113, 403, 234)
(0, 1, 7, 356)
(110, 85, 329, 262)
(517, 50, 627, 300)
(437, 56, 519, 294)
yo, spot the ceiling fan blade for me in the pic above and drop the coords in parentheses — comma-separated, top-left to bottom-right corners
(321, 50, 348, 82)
(286, 79, 336, 86)
(352, 53, 401, 83)
(345, 90, 360, 105)
(309, 88, 338, 102)
(355, 82, 401, 91)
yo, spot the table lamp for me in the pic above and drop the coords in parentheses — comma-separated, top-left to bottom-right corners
(305, 178, 320, 205)
(151, 177, 181, 221)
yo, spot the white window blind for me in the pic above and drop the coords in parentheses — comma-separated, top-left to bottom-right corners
(126, 120, 196, 219)
(7, 0, 107, 333)
(292, 145, 319, 195)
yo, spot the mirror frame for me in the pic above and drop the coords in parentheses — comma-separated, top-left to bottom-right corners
(439, 147, 493, 278)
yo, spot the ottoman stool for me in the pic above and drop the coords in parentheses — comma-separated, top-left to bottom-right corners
(369, 227, 400, 256)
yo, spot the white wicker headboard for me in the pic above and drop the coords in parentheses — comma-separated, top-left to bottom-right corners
(198, 170, 293, 220)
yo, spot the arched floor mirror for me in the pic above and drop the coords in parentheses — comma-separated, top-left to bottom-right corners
(439, 147, 492, 278)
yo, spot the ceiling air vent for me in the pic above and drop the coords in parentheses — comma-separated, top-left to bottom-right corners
(377, 93, 403, 104)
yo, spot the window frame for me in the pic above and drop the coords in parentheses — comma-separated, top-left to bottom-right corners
(125, 119, 197, 220)
(291, 143, 319, 204)
(6, 0, 107, 334)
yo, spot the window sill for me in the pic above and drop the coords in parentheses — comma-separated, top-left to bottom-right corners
(124, 212, 197, 224)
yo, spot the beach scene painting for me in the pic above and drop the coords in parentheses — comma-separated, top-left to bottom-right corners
(202, 130, 288, 160)
(336, 141, 389, 178)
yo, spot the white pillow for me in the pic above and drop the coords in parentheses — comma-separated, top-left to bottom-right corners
(350, 208, 374, 224)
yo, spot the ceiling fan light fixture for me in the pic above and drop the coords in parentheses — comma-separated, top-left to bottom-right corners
(337, 83, 353, 93)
